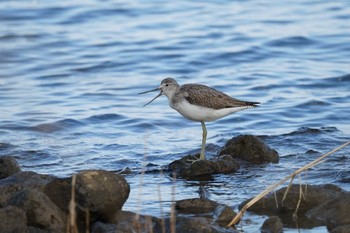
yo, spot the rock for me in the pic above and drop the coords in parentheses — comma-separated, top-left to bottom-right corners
(0, 156, 21, 179)
(6, 189, 66, 232)
(75, 170, 130, 223)
(26, 226, 51, 233)
(219, 135, 279, 164)
(0, 171, 54, 207)
(261, 216, 283, 233)
(331, 225, 350, 233)
(92, 211, 239, 233)
(241, 184, 346, 228)
(175, 198, 237, 227)
(175, 216, 239, 233)
(0, 205, 27, 233)
(91, 211, 163, 233)
(169, 154, 240, 179)
(306, 195, 350, 231)
(44, 177, 71, 213)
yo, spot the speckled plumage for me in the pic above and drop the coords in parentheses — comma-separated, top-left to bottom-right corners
(139, 77, 260, 160)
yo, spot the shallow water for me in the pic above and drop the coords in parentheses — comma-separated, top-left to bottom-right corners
(1, 0, 350, 232)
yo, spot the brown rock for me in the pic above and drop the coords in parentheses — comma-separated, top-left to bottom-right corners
(0, 205, 27, 233)
(7, 189, 66, 232)
(261, 216, 283, 233)
(75, 170, 130, 223)
(306, 195, 350, 231)
(169, 154, 240, 179)
(0, 156, 21, 179)
(219, 135, 279, 164)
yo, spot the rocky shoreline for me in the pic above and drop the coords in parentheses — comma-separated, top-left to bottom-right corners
(1, 135, 349, 233)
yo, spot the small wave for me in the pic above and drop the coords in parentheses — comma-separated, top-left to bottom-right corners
(295, 100, 331, 107)
(283, 126, 339, 136)
(31, 119, 84, 133)
(0, 142, 16, 151)
(265, 36, 318, 48)
(85, 113, 124, 123)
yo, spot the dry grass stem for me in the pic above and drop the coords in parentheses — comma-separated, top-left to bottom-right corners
(157, 171, 166, 233)
(227, 140, 350, 227)
(67, 174, 79, 233)
(170, 172, 176, 233)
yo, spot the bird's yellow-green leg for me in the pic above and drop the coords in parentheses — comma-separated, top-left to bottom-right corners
(200, 121, 207, 160)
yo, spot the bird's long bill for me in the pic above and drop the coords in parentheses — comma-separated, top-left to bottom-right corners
(138, 87, 162, 107)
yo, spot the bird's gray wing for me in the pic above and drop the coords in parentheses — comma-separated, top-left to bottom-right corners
(181, 84, 259, 110)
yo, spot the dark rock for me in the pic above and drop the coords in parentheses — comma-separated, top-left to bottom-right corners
(0, 156, 21, 179)
(331, 225, 350, 233)
(0, 205, 27, 233)
(0, 171, 54, 207)
(91, 211, 163, 233)
(175, 216, 239, 233)
(241, 184, 346, 228)
(75, 170, 130, 223)
(261, 216, 283, 233)
(6, 189, 66, 232)
(92, 211, 239, 233)
(44, 177, 71, 213)
(306, 195, 350, 231)
(219, 135, 279, 164)
(26, 226, 51, 233)
(175, 198, 237, 227)
(176, 198, 218, 213)
(169, 154, 240, 179)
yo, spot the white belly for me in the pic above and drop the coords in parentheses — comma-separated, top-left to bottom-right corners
(171, 100, 250, 122)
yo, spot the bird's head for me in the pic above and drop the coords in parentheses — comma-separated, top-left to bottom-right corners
(138, 77, 179, 107)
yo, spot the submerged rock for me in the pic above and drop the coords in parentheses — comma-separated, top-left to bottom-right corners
(75, 170, 130, 223)
(169, 154, 240, 179)
(0, 156, 21, 179)
(219, 135, 279, 164)
(261, 216, 283, 233)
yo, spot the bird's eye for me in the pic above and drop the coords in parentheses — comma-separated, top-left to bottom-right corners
(165, 84, 169, 86)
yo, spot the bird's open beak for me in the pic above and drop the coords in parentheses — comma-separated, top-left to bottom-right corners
(138, 87, 162, 107)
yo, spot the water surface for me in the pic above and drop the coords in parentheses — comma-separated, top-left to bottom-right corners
(1, 0, 350, 232)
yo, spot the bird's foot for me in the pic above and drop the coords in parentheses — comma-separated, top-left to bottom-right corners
(186, 154, 205, 164)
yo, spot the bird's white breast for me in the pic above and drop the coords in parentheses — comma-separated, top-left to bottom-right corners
(171, 99, 250, 122)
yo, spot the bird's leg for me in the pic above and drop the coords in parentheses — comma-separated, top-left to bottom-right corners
(200, 121, 207, 160)
(187, 121, 207, 163)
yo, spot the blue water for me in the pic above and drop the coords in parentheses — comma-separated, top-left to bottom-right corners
(1, 1, 350, 232)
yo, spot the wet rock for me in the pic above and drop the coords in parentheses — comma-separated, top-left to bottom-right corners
(0, 205, 27, 233)
(0, 171, 54, 207)
(75, 170, 130, 223)
(91, 211, 163, 233)
(175, 198, 237, 226)
(241, 184, 346, 228)
(175, 216, 239, 233)
(261, 216, 283, 233)
(169, 154, 240, 179)
(306, 195, 350, 231)
(0, 156, 21, 179)
(331, 225, 350, 233)
(26, 226, 51, 233)
(92, 211, 239, 233)
(44, 177, 71, 213)
(6, 189, 66, 232)
(219, 135, 279, 164)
